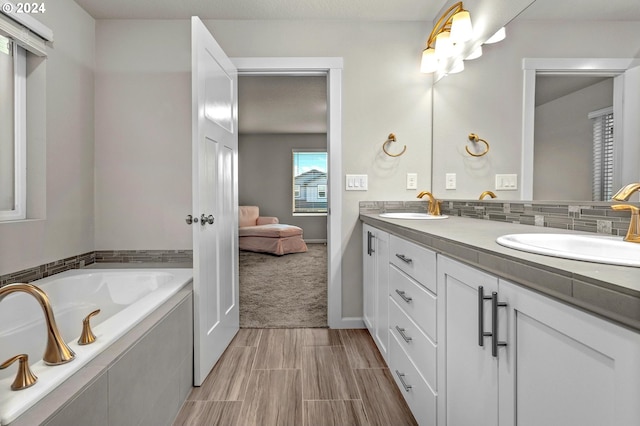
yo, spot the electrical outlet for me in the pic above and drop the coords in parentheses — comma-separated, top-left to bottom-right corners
(407, 173, 418, 189)
(445, 173, 456, 190)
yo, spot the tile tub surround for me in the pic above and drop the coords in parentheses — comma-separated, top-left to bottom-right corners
(360, 212, 640, 332)
(0, 250, 193, 287)
(9, 283, 193, 426)
(360, 200, 635, 236)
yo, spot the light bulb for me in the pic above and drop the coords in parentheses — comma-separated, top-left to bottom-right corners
(466, 45, 482, 60)
(450, 10, 473, 43)
(435, 31, 454, 58)
(485, 27, 506, 44)
(420, 47, 438, 73)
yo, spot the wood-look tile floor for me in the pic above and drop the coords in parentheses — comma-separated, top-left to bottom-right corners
(173, 329, 418, 426)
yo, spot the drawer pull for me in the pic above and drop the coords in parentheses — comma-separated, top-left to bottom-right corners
(478, 286, 492, 347)
(395, 370, 412, 392)
(395, 253, 413, 264)
(395, 326, 412, 343)
(491, 292, 508, 357)
(395, 289, 413, 303)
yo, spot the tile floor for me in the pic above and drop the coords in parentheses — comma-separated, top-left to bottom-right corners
(173, 328, 417, 425)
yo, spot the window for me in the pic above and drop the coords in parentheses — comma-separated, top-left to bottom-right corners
(317, 184, 327, 199)
(0, 34, 25, 220)
(292, 150, 327, 214)
(590, 107, 614, 201)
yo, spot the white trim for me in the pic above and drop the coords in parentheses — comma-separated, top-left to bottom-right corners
(0, 43, 25, 221)
(521, 58, 639, 200)
(0, 1, 52, 41)
(232, 57, 347, 328)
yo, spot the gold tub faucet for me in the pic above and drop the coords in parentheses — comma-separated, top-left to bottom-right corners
(417, 191, 442, 216)
(0, 283, 75, 365)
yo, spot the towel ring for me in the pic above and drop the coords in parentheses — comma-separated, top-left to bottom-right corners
(465, 133, 490, 157)
(382, 133, 407, 157)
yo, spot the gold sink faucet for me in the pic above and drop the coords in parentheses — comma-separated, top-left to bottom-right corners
(417, 191, 442, 216)
(0, 283, 75, 365)
(479, 191, 497, 200)
(611, 183, 640, 243)
(612, 183, 640, 201)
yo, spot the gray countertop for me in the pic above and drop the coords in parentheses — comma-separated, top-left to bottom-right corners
(361, 213, 640, 331)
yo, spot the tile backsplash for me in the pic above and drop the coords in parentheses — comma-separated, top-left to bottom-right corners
(360, 199, 633, 237)
(0, 250, 192, 287)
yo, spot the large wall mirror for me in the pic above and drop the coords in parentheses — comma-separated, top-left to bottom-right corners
(431, 0, 640, 201)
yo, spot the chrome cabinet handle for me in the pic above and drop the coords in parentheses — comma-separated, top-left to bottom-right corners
(491, 292, 508, 357)
(395, 289, 412, 303)
(395, 254, 413, 264)
(478, 286, 492, 347)
(395, 326, 412, 343)
(185, 214, 198, 225)
(395, 370, 412, 392)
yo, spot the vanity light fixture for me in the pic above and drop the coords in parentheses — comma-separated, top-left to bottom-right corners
(485, 27, 506, 44)
(420, 2, 473, 74)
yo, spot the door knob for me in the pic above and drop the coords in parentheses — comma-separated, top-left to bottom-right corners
(200, 214, 214, 225)
(186, 214, 199, 225)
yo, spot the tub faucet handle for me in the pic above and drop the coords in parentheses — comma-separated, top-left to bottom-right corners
(78, 309, 101, 345)
(0, 354, 38, 390)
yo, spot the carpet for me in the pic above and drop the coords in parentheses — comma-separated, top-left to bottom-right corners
(239, 243, 328, 328)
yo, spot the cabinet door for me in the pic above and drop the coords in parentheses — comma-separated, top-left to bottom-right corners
(374, 230, 389, 359)
(437, 256, 500, 426)
(499, 279, 640, 426)
(362, 224, 375, 332)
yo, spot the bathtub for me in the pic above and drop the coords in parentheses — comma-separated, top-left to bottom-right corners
(0, 268, 193, 425)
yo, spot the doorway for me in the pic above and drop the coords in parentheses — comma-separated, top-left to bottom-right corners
(233, 57, 347, 328)
(237, 74, 328, 327)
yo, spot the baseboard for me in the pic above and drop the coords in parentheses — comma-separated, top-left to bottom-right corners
(305, 239, 327, 244)
(329, 316, 365, 329)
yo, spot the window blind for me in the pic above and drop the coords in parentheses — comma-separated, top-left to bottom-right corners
(590, 107, 614, 201)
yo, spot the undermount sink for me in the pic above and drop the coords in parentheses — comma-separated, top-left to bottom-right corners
(496, 233, 640, 267)
(379, 212, 448, 220)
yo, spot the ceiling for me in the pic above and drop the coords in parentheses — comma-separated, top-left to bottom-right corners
(73, 0, 445, 21)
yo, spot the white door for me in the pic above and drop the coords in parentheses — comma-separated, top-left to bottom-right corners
(191, 16, 239, 386)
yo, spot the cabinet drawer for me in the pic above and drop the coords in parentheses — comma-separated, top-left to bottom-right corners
(389, 330, 437, 426)
(389, 297, 437, 390)
(389, 265, 437, 341)
(389, 235, 436, 293)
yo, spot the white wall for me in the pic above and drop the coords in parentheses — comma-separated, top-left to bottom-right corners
(94, 19, 433, 317)
(432, 19, 640, 200)
(0, 0, 95, 276)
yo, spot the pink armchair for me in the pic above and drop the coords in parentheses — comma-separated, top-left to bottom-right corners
(238, 206, 308, 255)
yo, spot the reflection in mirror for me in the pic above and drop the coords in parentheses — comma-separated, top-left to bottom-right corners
(431, 0, 640, 201)
(533, 75, 613, 201)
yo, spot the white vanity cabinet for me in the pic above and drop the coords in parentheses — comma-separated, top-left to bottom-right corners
(362, 224, 390, 360)
(388, 235, 438, 426)
(437, 255, 640, 426)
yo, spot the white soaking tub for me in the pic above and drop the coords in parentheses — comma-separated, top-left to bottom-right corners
(0, 268, 192, 425)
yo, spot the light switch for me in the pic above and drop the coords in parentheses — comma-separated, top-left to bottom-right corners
(346, 174, 368, 191)
(407, 173, 418, 190)
(495, 174, 518, 190)
(445, 173, 456, 190)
